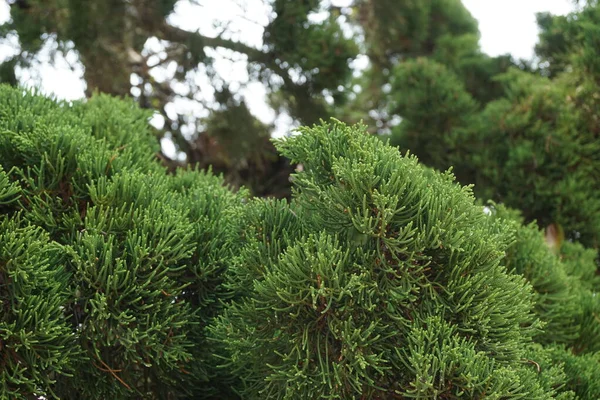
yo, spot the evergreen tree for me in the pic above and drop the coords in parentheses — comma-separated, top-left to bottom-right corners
(211, 119, 600, 399)
(338, 0, 513, 133)
(0, 184, 77, 398)
(0, 85, 246, 398)
(386, 2, 600, 249)
(1, 86, 599, 399)
(2, 1, 600, 397)
(490, 204, 600, 398)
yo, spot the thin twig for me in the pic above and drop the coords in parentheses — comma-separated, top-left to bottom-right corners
(94, 358, 132, 390)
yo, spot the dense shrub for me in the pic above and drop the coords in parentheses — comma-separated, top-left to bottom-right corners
(0, 86, 246, 398)
(212, 120, 599, 399)
(0, 87, 598, 398)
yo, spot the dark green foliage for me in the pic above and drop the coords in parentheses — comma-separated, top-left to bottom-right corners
(1, 0, 600, 397)
(359, 0, 479, 66)
(503, 216, 582, 346)
(486, 204, 600, 399)
(388, 2, 600, 250)
(199, 92, 285, 196)
(262, 0, 359, 130)
(8, 0, 176, 96)
(0, 85, 245, 398)
(0, 58, 18, 87)
(493, 205, 600, 349)
(431, 34, 513, 104)
(0, 216, 77, 399)
(211, 120, 575, 399)
(265, 0, 358, 94)
(1, 86, 600, 398)
(342, 0, 514, 136)
(450, 67, 600, 247)
(544, 345, 600, 399)
(389, 58, 476, 169)
(536, 3, 600, 77)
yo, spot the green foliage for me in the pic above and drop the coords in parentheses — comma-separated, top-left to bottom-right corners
(389, 58, 476, 169)
(0, 217, 77, 399)
(9, 0, 175, 57)
(202, 92, 276, 186)
(341, 0, 513, 137)
(1, 0, 600, 397)
(0, 85, 246, 398)
(431, 34, 513, 104)
(536, 4, 600, 77)
(265, 0, 358, 93)
(491, 205, 600, 358)
(1, 0, 363, 195)
(0, 58, 18, 87)
(359, 0, 479, 66)
(261, 0, 359, 129)
(544, 345, 600, 399)
(387, 2, 600, 249)
(224, 197, 304, 299)
(0, 166, 20, 207)
(1, 86, 600, 398)
(450, 67, 600, 246)
(211, 120, 576, 399)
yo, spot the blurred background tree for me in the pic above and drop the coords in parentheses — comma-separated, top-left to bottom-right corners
(0, 0, 359, 197)
(384, 0, 600, 249)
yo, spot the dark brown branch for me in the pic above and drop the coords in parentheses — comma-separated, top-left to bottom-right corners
(157, 23, 304, 91)
(158, 24, 267, 63)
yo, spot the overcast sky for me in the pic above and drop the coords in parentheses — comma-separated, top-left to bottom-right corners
(0, 0, 576, 123)
(462, 0, 575, 58)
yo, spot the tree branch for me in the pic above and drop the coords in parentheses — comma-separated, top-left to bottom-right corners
(158, 23, 267, 63)
(157, 23, 304, 90)
(156, 23, 328, 126)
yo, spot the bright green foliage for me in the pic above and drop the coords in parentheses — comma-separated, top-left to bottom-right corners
(211, 120, 589, 399)
(224, 197, 304, 300)
(489, 205, 600, 398)
(0, 85, 246, 398)
(0, 215, 77, 399)
(0, 166, 20, 207)
(1, 136, 77, 399)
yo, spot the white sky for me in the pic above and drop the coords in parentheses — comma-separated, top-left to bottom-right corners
(462, 0, 575, 59)
(0, 0, 576, 142)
